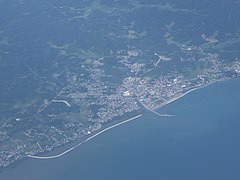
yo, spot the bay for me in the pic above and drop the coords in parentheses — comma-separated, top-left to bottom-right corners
(1, 78, 240, 180)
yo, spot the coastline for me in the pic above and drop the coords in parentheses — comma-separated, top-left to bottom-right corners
(27, 78, 229, 160)
(27, 114, 143, 159)
(155, 78, 228, 110)
(2, 77, 240, 180)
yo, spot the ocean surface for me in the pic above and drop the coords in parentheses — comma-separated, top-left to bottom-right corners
(0, 78, 240, 180)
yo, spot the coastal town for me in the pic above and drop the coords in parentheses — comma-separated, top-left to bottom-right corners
(1, 42, 240, 167)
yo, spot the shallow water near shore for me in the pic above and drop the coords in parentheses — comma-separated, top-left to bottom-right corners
(1, 78, 240, 180)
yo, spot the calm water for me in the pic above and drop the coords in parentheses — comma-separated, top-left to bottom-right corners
(1, 79, 240, 180)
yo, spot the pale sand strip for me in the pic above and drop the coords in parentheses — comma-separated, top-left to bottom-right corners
(138, 79, 225, 116)
(27, 114, 142, 159)
(155, 80, 220, 110)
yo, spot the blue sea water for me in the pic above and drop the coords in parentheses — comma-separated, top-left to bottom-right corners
(0, 78, 240, 180)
